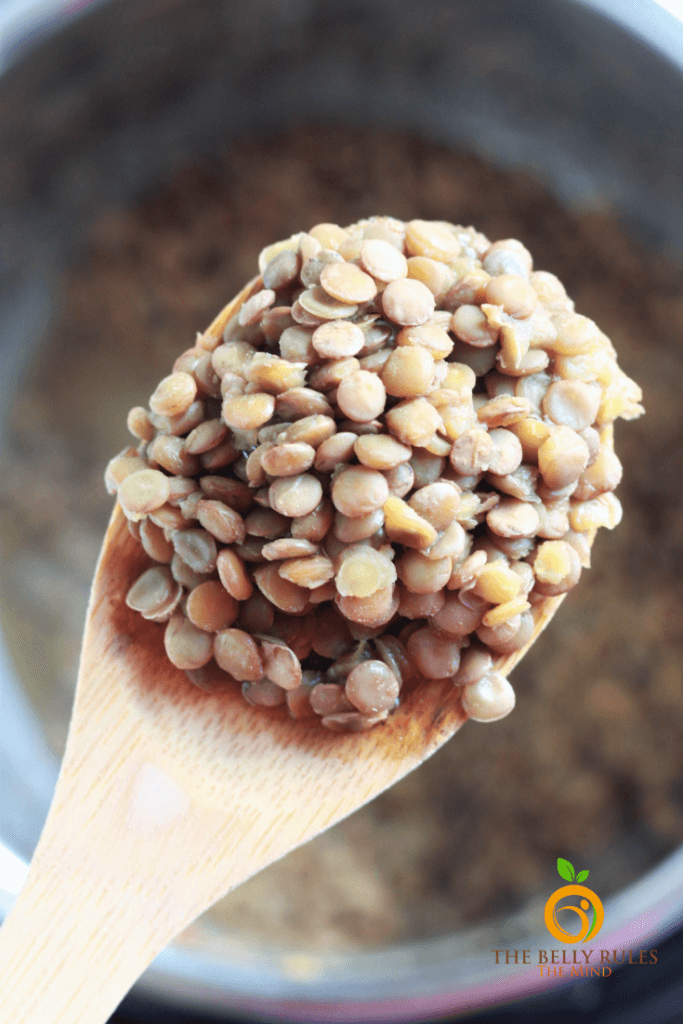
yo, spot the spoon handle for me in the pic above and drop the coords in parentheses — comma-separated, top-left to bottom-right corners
(0, 707, 216, 1023)
(0, 657, 278, 1024)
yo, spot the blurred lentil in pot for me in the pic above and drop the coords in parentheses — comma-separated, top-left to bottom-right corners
(108, 210, 642, 730)
(1, 128, 681, 947)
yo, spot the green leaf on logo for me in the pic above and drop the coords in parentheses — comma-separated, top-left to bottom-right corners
(557, 858, 575, 881)
(577, 870, 589, 883)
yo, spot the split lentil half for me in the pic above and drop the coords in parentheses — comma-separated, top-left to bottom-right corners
(108, 216, 643, 732)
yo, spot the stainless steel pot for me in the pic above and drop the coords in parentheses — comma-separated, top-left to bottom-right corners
(1, 1, 683, 1019)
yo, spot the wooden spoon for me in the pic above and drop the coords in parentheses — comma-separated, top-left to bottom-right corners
(0, 278, 588, 1024)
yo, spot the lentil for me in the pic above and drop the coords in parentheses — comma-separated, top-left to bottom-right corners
(111, 214, 641, 732)
(332, 466, 389, 518)
(337, 370, 387, 422)
(269, 474, 323, 518)
(164, 613, 214, 670)
(334, 508, 385, 543)
(216, 548, 253, 602)
(335, 545, 397, 598)
(150, 372, 197, 417)
(186, 580, 239, 632)
(382, 278, 436, 327)
(381, 346, 435, 398)
(345, 661, 400, 714)
(359, 239, 408, 282)
(462, 672, 516, 722)
(118, 469, 170, 519)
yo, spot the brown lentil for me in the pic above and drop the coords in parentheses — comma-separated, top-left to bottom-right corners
(214, 628, 264, 680)
(242, 679, 287, 708)
(126, 565, 179, 619)
(186, 580, 239, 633)
(430, 592, 486, 636)
(238, 592, 275, 635)
(454, 647, 494, 686)
(336, 585, 399, 628)
(397, 550, 452, 594)
(172, 528, 218, 574)
(139, 517, 174, 563)
(309, 683, 355, 717)
(164, 613, 214, 670)
(216, 548, 253, 602)
(398, 588, 446, 620)
(407, 626, 462, 679)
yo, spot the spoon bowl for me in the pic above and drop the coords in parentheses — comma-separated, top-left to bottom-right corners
(0, 278, 585, 1024)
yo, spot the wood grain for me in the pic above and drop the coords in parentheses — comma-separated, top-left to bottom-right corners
(0, 279, 594, 1024)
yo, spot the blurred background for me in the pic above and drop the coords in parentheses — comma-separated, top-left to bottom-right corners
(1, 1, 683, 1021)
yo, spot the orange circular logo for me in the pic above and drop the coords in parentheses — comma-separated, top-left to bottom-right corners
(544, 884, 604, 943)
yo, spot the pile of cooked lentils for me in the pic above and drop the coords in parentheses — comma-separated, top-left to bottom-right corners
(106, 216, 643, 732)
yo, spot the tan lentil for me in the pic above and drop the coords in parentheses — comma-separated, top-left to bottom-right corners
(386, 398, 442, 447)
(381, 347, 435, 398)
(336, 370, 387, 423)
(396, 323, 454, 360)
(345, 661, 400, 714)
(118, 469, 170, 519)
(405, 219, 462, 262)
(382, 278, 436, 327)
(451, 305, 499, 347)
(332, 466, 389, 518)
(385, 462, 415, 497)
(335, 546, 397, 599)
(359, 239, 408, 282)
(269, 474, 323, 518)
(279, 555, 335, 589)
(149, 371, 198, 417)
(462, 672, 516, 722)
